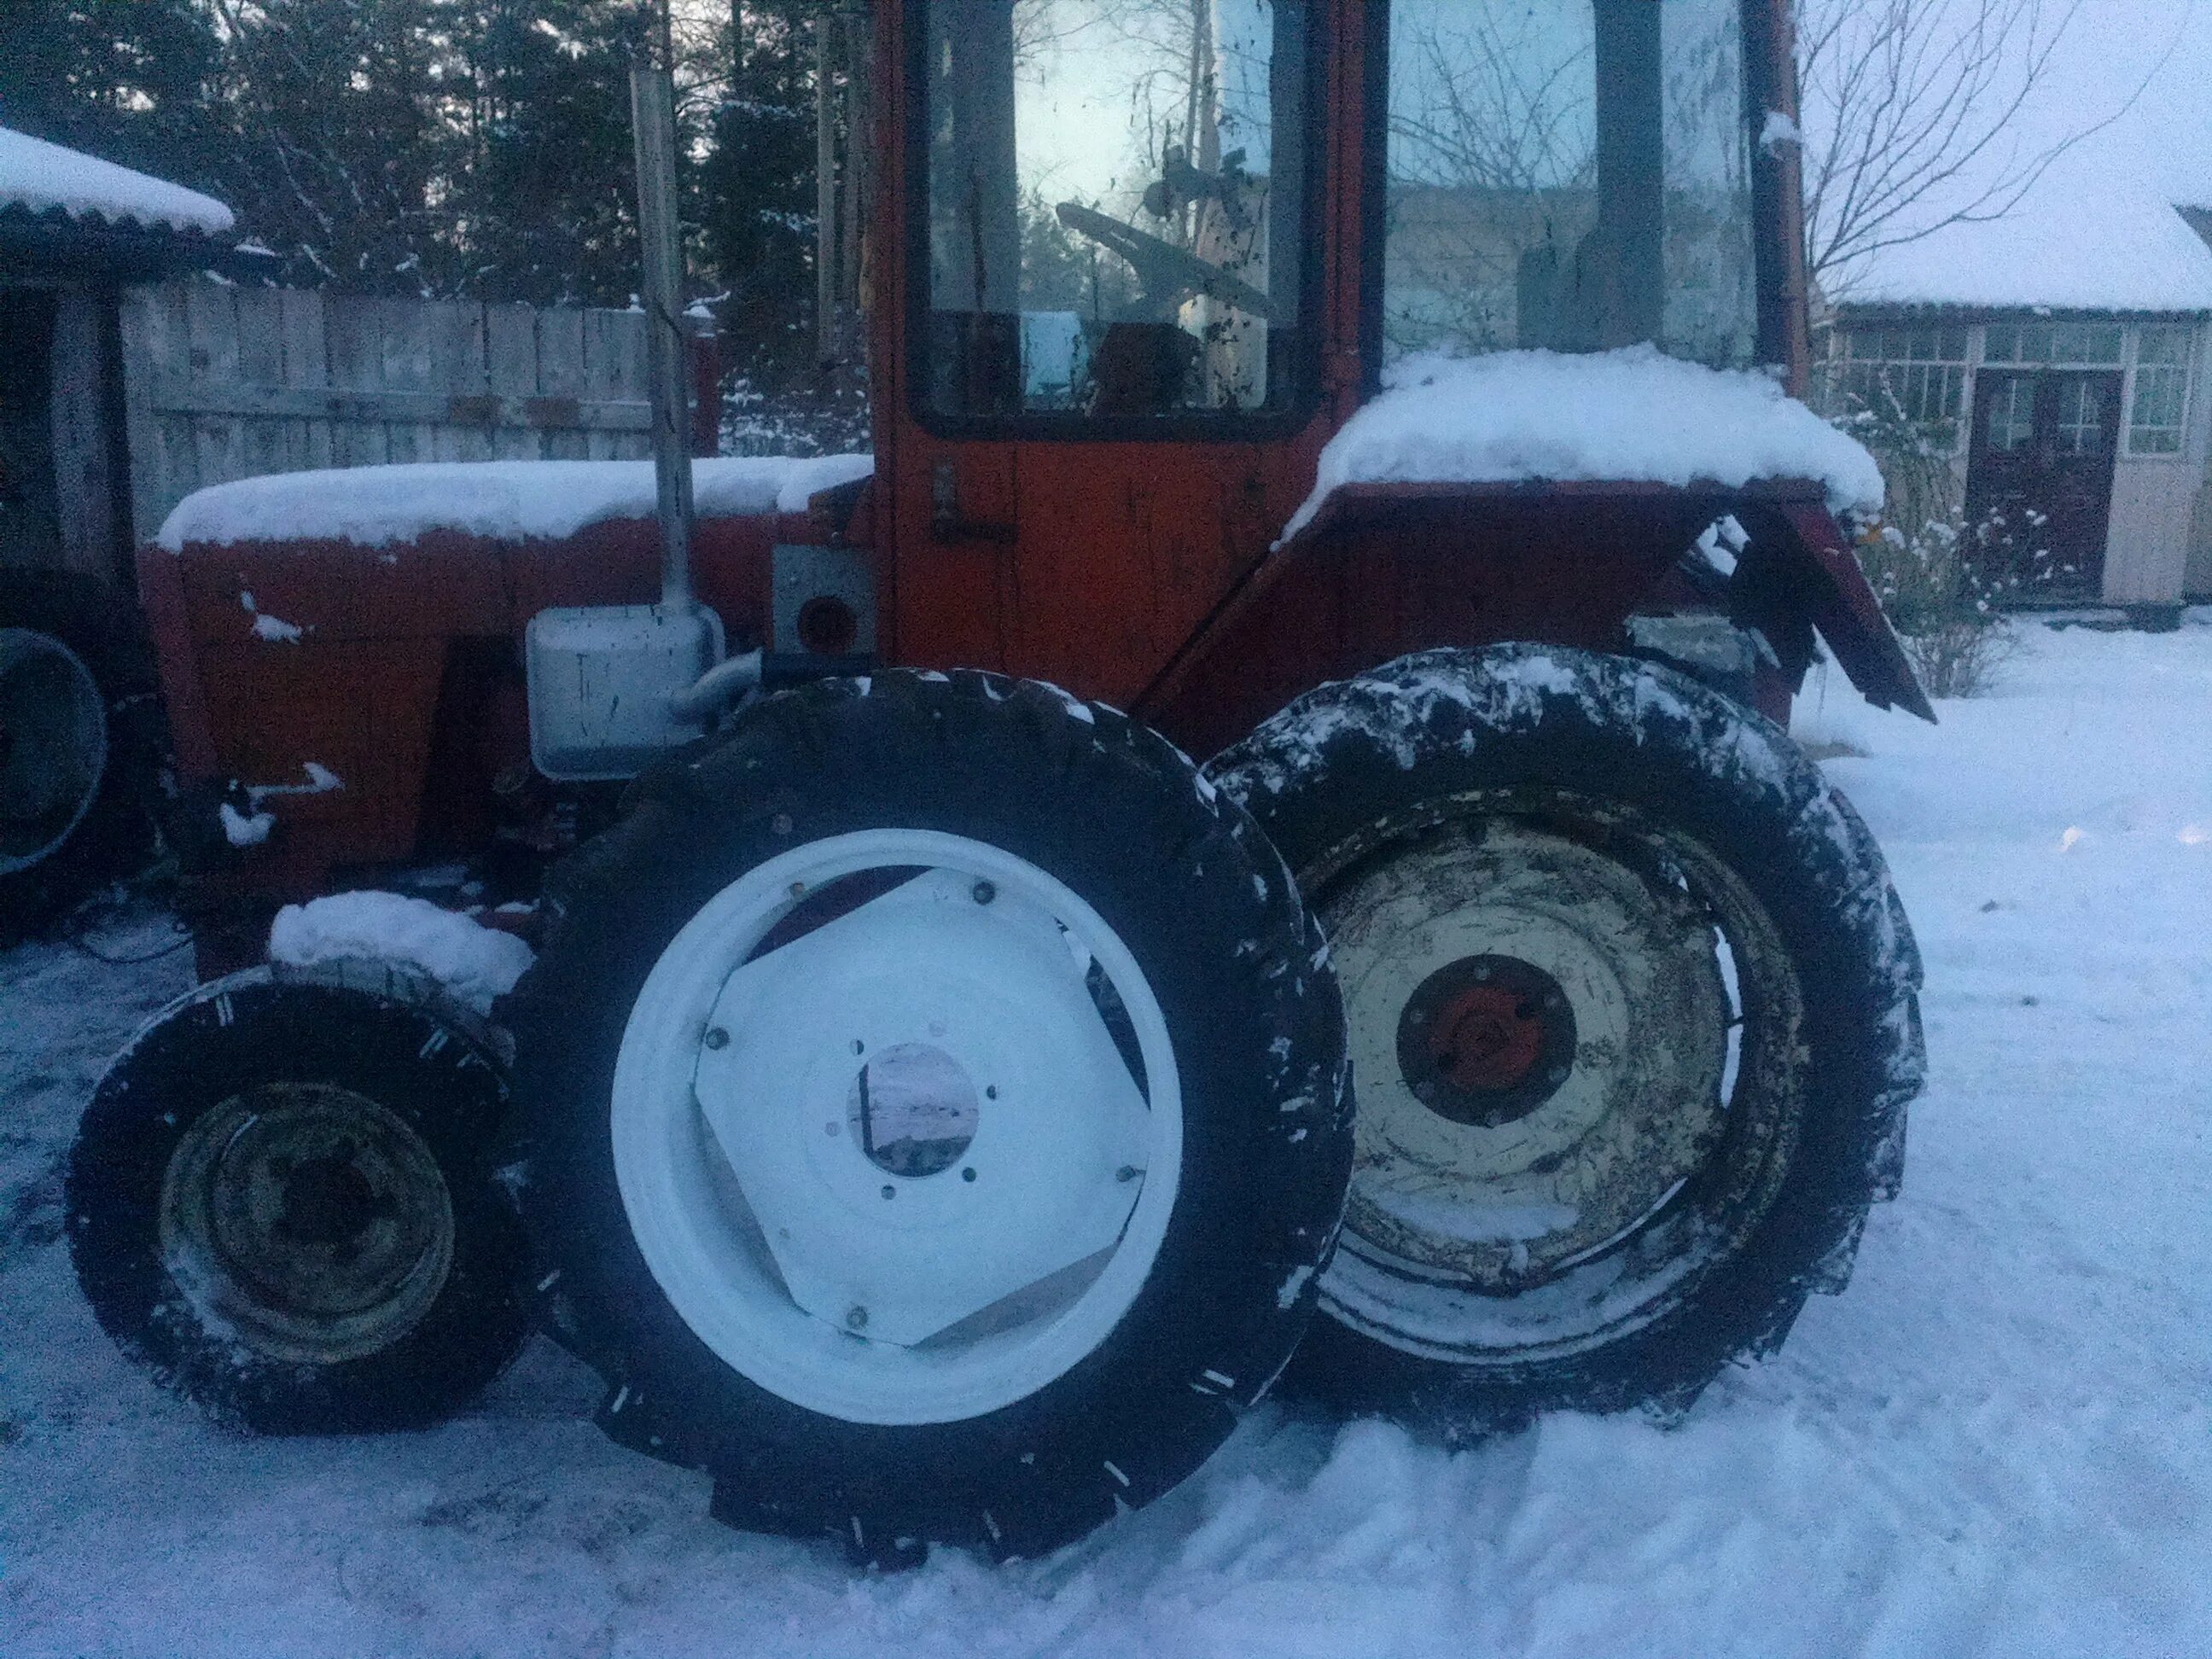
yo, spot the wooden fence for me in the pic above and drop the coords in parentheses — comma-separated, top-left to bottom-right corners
(119, 278, 715, 540)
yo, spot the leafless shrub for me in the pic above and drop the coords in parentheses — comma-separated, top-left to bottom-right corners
(1837, 390, 2021, 699)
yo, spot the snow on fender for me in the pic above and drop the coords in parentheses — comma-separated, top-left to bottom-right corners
(1276, 345, 1886, 547)
(269, 890, 534, 1016)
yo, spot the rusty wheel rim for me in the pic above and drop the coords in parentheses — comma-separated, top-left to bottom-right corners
(158, 1083, 456, 1365)
(1311, 790, 1805, 1365)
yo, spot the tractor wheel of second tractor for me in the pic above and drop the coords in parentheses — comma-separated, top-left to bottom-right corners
(504, 670, 1351, 1563)
(1211, 643, 1926, 1432)
(0, 568, 160, 945)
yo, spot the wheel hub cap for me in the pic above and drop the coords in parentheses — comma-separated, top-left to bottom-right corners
(1399, 955, 1576, 1125)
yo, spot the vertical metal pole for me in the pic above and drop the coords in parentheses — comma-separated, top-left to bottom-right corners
(631, 62, 696, 613)
(816, 15, 838, 365)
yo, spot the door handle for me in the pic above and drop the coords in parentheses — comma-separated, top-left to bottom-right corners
(930, 461, 1017, 544)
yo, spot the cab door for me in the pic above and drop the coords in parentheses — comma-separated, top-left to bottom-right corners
(876, 0, 1342, 708)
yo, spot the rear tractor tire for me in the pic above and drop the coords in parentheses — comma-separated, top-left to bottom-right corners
(66, 960, 532, 1433)
(505, 671, 1351, 1562)
(1211, 644, 1924, 1432)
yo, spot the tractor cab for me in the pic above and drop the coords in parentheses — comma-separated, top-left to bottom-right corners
(912, 0, 1768, 416)
(870, 0, 1914, 749)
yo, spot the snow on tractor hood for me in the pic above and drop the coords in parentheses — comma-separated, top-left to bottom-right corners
(1277, 346, 1885, 547)
(156, 453, 876, 552)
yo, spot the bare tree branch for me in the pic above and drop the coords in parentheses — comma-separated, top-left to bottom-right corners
(1796, 0, 2179, 298)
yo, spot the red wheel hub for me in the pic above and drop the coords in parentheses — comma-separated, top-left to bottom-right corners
(1395, 955, 1578, 1127)
(1428, 984, 1546, 1093)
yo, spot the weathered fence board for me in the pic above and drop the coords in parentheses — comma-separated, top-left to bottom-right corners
(119, 278, 714, 540)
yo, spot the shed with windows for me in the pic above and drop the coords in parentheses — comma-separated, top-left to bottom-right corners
(1, 125, 238, 587)
(1820, 183, 2212, 609)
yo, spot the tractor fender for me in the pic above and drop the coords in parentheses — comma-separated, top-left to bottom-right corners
(1136, 480, 1933, 760)
(1728, 501, 1936, 723)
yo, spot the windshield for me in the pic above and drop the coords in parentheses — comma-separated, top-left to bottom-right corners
(919, 0, 1312, 423)
(1383, 0, 1757, 370)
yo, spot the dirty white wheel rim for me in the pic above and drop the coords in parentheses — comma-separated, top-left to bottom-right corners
(1313, 800, 1802, 1365)
(0, 626, 108, 876)
(611, 829, 1183, 1425)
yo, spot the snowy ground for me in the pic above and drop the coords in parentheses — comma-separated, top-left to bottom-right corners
(4, 618, 2209, 1658)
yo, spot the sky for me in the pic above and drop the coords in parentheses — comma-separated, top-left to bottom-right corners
(2021, 0, 2212, 207)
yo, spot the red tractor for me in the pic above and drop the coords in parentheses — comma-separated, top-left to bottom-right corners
(62, 0, 1928, 1563)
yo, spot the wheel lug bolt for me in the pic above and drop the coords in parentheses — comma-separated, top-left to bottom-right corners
(770, 812, 794, 836)
(880, 1185, 895, 1200)
(789, 881, 806, 898)
(847, 1306, 868, 1330)
(702, 1027, 730, 1051)
(962, 1167, 977, 1183)
(972, 880, 996, 905)
(1116, 1165, 1140, 1183)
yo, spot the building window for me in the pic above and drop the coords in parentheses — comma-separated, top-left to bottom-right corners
(2128, 327, 2193, 457)
(1823, 324, 1970, 428)
(1985, 374, 2034, 451)
(1983, 322, 2123, 366)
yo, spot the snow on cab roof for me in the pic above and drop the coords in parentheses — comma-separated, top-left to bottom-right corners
(1278, 346, 1885, 545)
(156, 454, 876, 551)
(1836, 173, 2212, 315)
(0, 125, 235, 238)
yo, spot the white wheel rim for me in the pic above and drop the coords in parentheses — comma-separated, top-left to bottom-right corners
(0, 626, 109, 877)
(611, 829, 1183, 1425)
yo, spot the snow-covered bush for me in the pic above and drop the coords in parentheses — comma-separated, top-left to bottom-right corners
(1831, 388, 2026, 699)
(1855, 517, 2019, 699)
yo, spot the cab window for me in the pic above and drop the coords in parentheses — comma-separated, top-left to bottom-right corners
(919, 0, 1312, 424)
(1383, 0, 1757, 369)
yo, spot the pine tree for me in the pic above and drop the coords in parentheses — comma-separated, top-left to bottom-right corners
(0, 1, 229, 206)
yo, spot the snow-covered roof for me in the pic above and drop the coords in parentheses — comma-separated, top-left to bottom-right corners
(156, 454, 876, 551)
(1278, 346, 1884, 544)
(0, 124, 235, 238)
(1836, 177, 2212, 315)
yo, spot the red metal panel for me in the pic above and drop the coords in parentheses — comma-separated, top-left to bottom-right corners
(195, 636, 448, 876)
(134, 544, 218, 784)
(1140, 490, 1708, 756)
(1771, 503, 1937, 721)
(174, 538, 507, 646)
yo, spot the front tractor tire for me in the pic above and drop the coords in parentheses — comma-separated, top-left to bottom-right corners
(1212, 644, 1924, 1431)
(66, 961, 532, 1433)
(505, 671, 1351, 1563)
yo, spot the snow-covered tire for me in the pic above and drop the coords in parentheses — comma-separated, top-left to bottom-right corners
(1211, 644, 1924, 1431)
(505, 671, 1350, 1562)
(0, 569, 160, 945)
(65, 960, 531, 1433)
